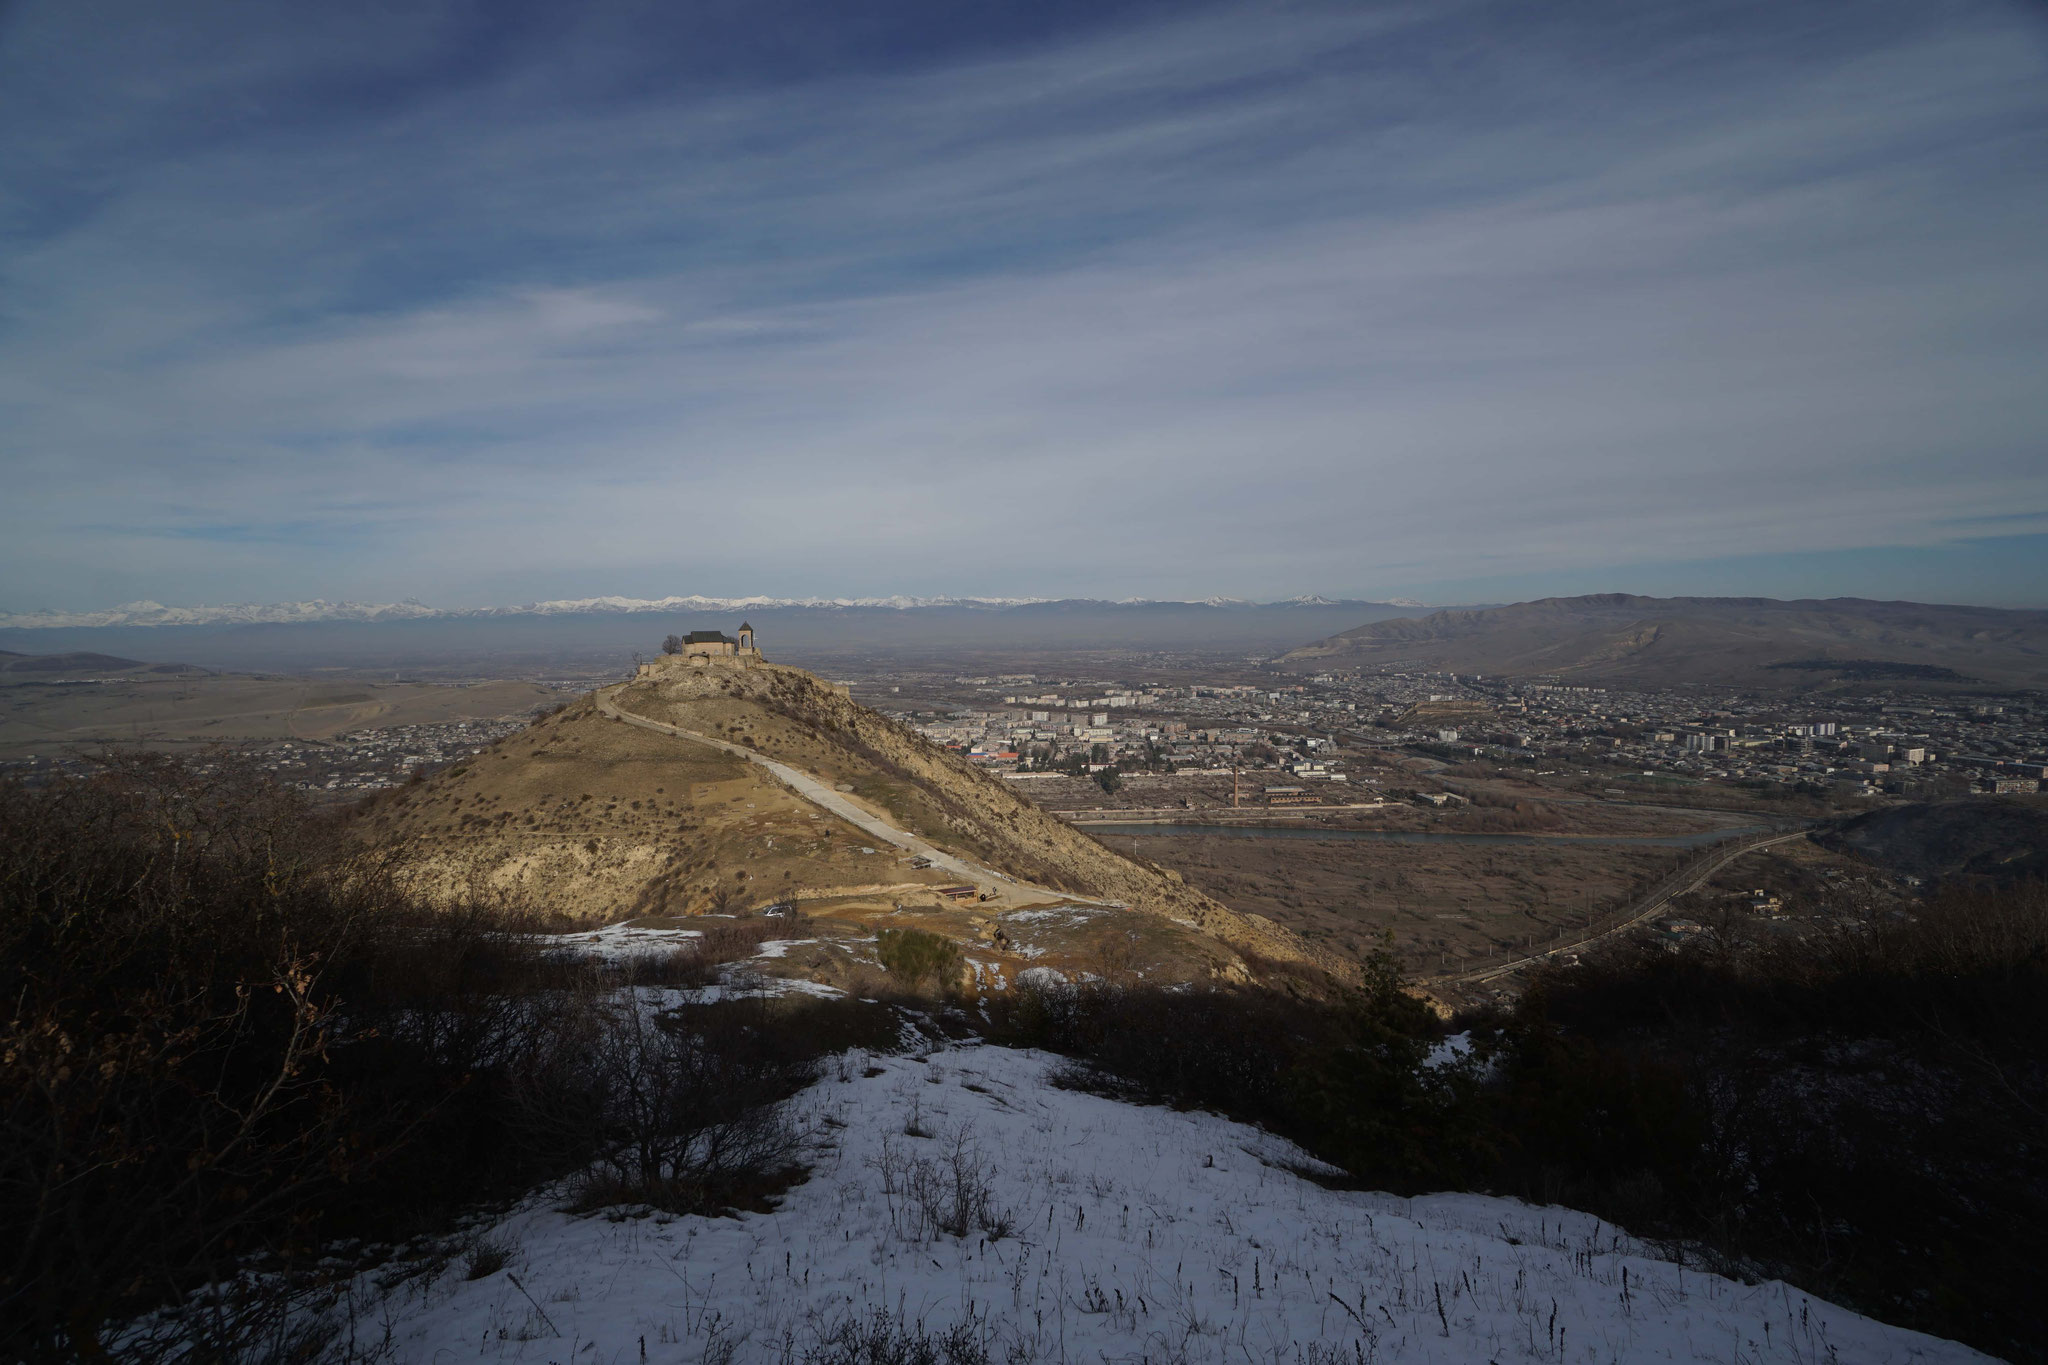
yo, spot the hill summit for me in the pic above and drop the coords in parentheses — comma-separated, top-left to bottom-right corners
(355, 649, 1340, 988)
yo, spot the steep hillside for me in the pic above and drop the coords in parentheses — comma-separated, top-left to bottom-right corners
(353, 660, 1344, 985)
(1281, 594, 2048, 688)
(348, 693, 876, 917)
(1816, 797, 2048, 888)
(616, 662, 1324, 950)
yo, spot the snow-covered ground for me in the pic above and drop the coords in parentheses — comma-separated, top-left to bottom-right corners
(529, 925, 852, 1010)
(337, 1044, 1985, 1364)
(619, 976, 849, 1010)
(1000, 906, 1109, 927)
(544, 922, 704, 962)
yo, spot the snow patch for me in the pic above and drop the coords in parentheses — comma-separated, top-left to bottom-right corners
(1424, 1031, 1474, 1069)
(544, 922, 704, 963)
(1001, 905, 1106, 925)
(636, 974, 846, 1008)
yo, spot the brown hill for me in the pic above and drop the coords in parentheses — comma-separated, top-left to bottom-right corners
(1, 649, 148, 673)
(1281, 594, 2048, 689)
(1815, 798, 2048, 888)
(351, 658, 1344, 988)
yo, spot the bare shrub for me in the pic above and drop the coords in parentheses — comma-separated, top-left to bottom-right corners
(109, 1276, 352, 1365)
(553, 1001, 820, 1215)
(793, 1308, 1012, 1365)
(1090, 928, 1141, 987)
(936, 1127, 1014, 1240)
(462, 1230, 517, 1280)
(0, 755, 401, 1359)
(867, 1128, 1013, 1243)
(698, 915, 806, 960)
(613, 945, 723, 988)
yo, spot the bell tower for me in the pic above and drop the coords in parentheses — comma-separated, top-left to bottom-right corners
(737, 622, 756, 653)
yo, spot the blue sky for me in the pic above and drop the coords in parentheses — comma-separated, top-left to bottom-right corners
(3, 0, 2046, 611)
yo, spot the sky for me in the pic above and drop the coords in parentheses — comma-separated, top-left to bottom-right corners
(3, 0, 2046, 612)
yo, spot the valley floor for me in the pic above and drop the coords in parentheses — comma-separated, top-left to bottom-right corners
(332, 1044, 1983, 1365)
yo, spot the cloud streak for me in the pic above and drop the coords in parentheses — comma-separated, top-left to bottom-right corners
(2, 0, 2046, 609)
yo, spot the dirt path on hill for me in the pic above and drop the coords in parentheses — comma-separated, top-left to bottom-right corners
(596, 686, 1086, 908)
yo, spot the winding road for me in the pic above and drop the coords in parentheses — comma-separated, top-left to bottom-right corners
(1428, 827, 1811, 988)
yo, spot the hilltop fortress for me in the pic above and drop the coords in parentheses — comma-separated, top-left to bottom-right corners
(641, 621, 763, 674)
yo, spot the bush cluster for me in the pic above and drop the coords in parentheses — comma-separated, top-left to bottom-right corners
(0, 755, 891, 1362)
(1492, 887, 2048, 1361)
(796, 1308, 1025, 1365)
(876, 928, 961, 991)
(984, 938, 1488, 1189)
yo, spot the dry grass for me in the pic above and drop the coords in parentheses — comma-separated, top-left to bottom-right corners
(1120, 831, 1676, 975)
(0, 673, 561, 759)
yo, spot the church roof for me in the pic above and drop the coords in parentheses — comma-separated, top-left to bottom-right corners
(682, 630, 735, 645)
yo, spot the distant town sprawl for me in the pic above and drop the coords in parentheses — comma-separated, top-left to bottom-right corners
(875, 668, 2046, 807)
(0, 680, 590, 793)
(2, 718, 539, 792)
(4, 658, 2040, 811)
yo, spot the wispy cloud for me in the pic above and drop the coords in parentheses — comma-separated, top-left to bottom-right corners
(2, 0, 2045, 609)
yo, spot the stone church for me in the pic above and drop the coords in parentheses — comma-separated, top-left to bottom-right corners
(644, 622, 762, 674)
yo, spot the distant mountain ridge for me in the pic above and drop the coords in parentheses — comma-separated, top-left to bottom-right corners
(0, 594, 1429, 631)
(0, 648, 209, 677)
(1281, 593, 2048, 689)
(0, 597, 1445, 672)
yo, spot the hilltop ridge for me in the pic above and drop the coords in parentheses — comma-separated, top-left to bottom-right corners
(354, 655, 1344, 987)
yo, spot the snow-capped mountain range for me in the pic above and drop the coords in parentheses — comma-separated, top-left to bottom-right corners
(0, 594, 1430, 630)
